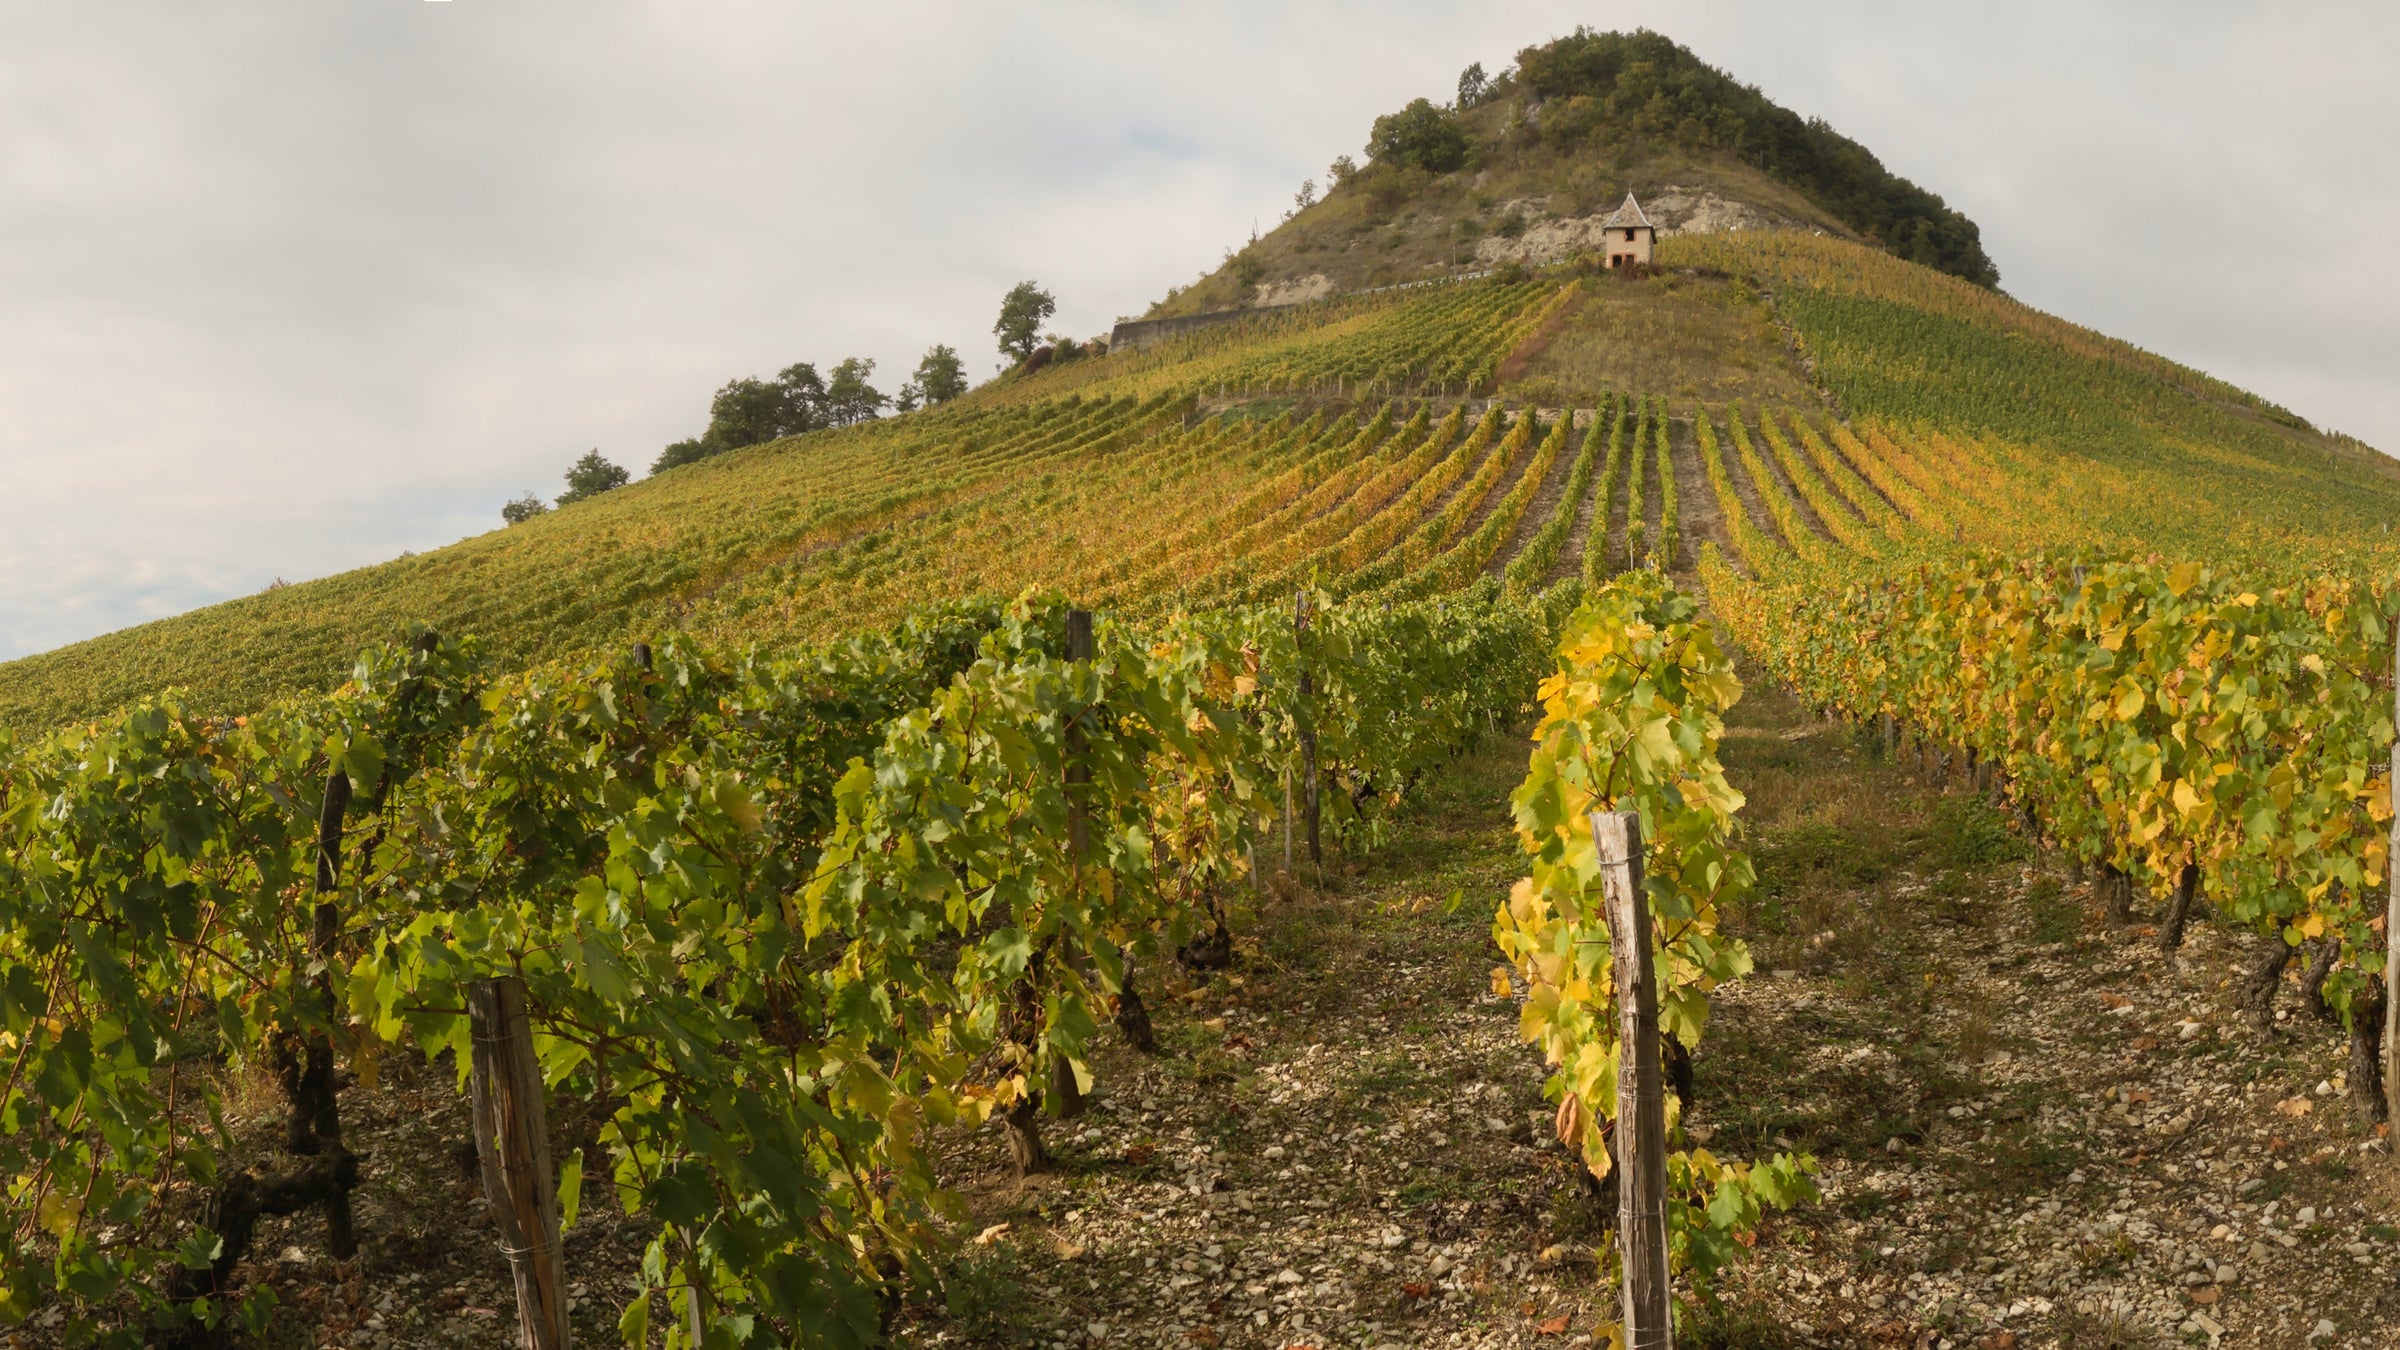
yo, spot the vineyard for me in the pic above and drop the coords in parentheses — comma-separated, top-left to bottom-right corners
(3, 215, 2399, 1348)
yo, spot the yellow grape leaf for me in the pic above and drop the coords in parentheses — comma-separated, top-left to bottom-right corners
(1490, 966, 1514, 998)
(36, 1192, 78, 1241)
(2171, 780, 2202, 817)
(2115, 687, 2145, 721)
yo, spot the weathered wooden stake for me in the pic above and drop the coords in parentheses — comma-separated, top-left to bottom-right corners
(468, 977, 572, 1350)
(1591, 810, 1671, 1348)
(1296, 590, 1321, 871)
(2387, 627, 2400, 1125)
(1053, 609, 1094, 1118)
(1282, 775, 1293, 874)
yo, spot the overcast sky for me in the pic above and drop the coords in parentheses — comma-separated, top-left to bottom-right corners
(3, 1, 2394, 660)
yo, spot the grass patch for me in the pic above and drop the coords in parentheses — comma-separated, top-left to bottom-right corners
(1924, 796, 2028, 871)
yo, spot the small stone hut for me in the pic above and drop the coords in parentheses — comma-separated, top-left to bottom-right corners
(1601, 192, 1656, 270)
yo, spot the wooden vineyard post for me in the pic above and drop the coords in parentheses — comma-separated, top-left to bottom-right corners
(1064, 610, 1092, 860)
(1295, 590, 1322, 872)
(1054, 609, 1094, 1114)
(2387, 627, 2400, 1125)
(469, 977, 572, 1350)
(1591, 811, 1671, 1348)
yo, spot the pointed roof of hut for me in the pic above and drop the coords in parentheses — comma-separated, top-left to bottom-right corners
(1601, 192, 1655, 231)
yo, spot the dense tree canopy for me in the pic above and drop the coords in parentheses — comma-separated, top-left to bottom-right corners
(911, 344, 969, 406)
(1510, 28, 1999, 287)
(651, 357, 891, 473)
(555, 450, 629, 506)
(1367, 98, 1469, 174)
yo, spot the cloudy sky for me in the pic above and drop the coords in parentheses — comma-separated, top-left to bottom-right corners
(3, 1, 2394, 660)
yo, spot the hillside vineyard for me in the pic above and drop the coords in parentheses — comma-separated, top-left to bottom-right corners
(3, 225, 2398, 1346)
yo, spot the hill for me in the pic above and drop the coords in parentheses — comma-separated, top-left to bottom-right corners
(0, 221, 2391, 733)
(1144, 27, 1996, 320)
(0, 24, 2389, 740)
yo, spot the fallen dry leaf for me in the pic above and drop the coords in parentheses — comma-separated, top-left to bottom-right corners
(2130, 1035, 2159, 1051)
(2099, 993, 2131, 1010)
(1123, 1143, 1157, 1166)
(2189, 1286, 2219, 1306)
(2275, 1096, 2314, 1118)
(1555, 1092, 1586, 1148)
(1536, 1312, 1572, 1335)
(1183, 1330, 1218, 1347)
(973, 1222, 1011, 1246)
(1401, 1282, 1432, 1300)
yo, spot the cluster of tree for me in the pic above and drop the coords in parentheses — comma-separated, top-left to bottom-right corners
(1513, 29, 1998, 287)
(503, 282, 1086, 526)
(652, 347, 969, 474)
(501, 450, 629, 524)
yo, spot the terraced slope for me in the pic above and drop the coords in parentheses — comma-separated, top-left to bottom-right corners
(6, 229, 2394, 735)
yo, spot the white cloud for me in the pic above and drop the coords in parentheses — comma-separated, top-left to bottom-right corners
(0, 2, 2393, 658)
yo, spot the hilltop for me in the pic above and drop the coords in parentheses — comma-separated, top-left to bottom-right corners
(1144, 28, 1996, 321)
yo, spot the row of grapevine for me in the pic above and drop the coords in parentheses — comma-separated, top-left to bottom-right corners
(1623, 397, 1651, 570)
(1582, 400, 1634, 589)
(1706, 541, 2397, 1103)
(1653, 401, 1681, 569)
(1338, 408, 1534, 595)
(1496, 573, 1818, 1312)
(1503, 397, 1618, 598)
(1389, 412, 1572, 599)
(0, 586, 1556, 1346)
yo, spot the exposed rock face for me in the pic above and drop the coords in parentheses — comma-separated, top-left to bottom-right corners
(1251, 273, 1335, 307)
(1473, 187, 1805, 266)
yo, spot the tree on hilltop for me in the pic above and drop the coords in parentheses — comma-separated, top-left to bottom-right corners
(824, 357, 887, 426)
(995, 282, 1056, 365)
(556, 450, 629, 507)
(501, 492, 548, 525)
(1457, 61, 1492, 109)
(912, 344, 969, 405)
